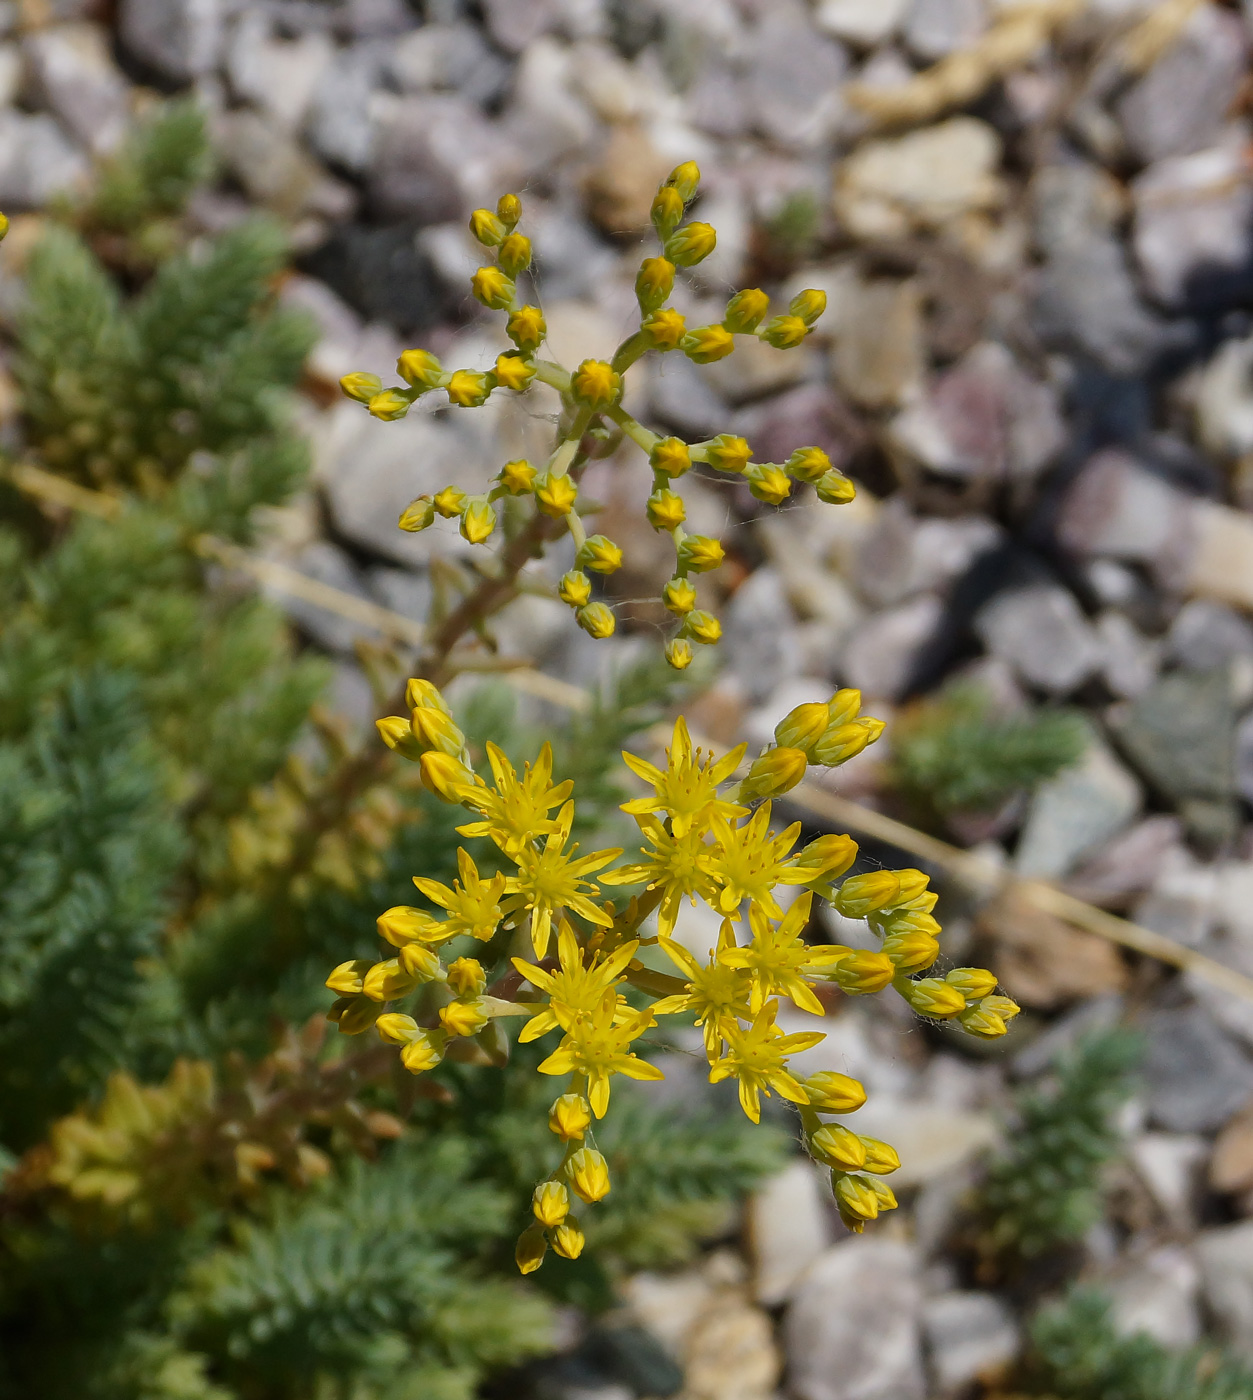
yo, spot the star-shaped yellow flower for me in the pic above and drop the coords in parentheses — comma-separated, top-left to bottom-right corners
(708, 1002, 824, 1123)
(457, 741, 573, 856)
(652, 919, 753, 1061)
(513, 920, 638, 1042)
(412, 847, 507, 942)
(537, 997, 663, 1117)
(621, 718, 746, 837)
(717, 892, 827, 1016)
(706, 803, 802, 917)
(599, 813, 716, 937)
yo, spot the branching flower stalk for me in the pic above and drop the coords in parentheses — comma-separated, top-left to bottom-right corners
(338, 161, 857, 669)
(328, 680, 1021, 1271)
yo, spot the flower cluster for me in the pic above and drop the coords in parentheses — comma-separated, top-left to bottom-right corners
(327, 680, 1019, 1268)
(337, 162, 857, 668)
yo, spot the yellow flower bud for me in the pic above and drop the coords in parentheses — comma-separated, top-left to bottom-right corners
(665, 638, 694, 670)
(507, 304, 546, 351)
(494, 354, 536, 392)
(665, 160, 701, 203)
(745, 462, 792, 506)
(376, 715, 424, 761)
(724, 288, 770, 333)
(775, 702, 830, 754)
(833, 1172, 880, 1226)
(497, 192, 522, 230)
(571, 358, 621, 407)
(946, 967, 999, 1001)
(636, 256, 676, 313)
(398, 942, 445, 980)
(789, 288, 828, 325)
(340, 371, 383, 403)
(760, 314, 809, 349)
(377, 1012, 423, 1044)
(677, 535, 724, 573)
(651, 185, 684, 236)
(576, 534, 624, 574)
(860, 1137, 901, 1175)
(377, 905, 442, 947)
(433, 485, 467, 517)
(471, 265, 515, 310)
(827, 688, 862, 726)
(646, 488, 686, 531)
(497, 458, 537, 493)
(816, 470, 857, 505)
(739, 745, 807, 801)
(685, 609, 722, 645)
(460, 499, 497, 544)
(651, 436, 691, 477)
(470, 207, 506, 245)
(803, 1071, 867, 1114)
(446, 370, 492, 407)
(663, 576, 697, 614)
(665, 221, 717, 267)
(499, 232, 532, 276)
(868, 1177, 898, 1212)
(833, 950, 896, 995)
(516, 1224, 547, 1274)
(326, 959, 373, 996)
(558, 570, 592, 608)
(400, 1031, 444, 1073)
(368, 389, 412, 421)
(876, 908, 942, 940)
(811, 1123, 867, 1171)
(899, 977, 967, 1019)
(439, 998, 490, 1037)
(398, 496, 436, 532)
(328, 995, 381, 1035)
(813, 717, 886, 768)
(447, 957, 487, 998)
(832, 871, 900, 918)
(681, 324, 735, 363)
(410, 706, 466, 756)
(980, 994, 1021, 1022)
(363, 958, 420, 1001)
(789, 833, 859, 884)
(895, 870, 933, 907)
(549, 1094, 592, 1141)
(397, 348, 443, 388)
(642, 308, 687, 350)
(419, 751, 476, 803)
(566, 1147, 611, 1203)
(0, 212, 9, 242)
(882, 931, 940, 974)
(576, 603, 616, 639)
(705, 434, 752, 474)
(786, 446, 832, 483)
(532, 1180, 570, 1227)
(958, 1005, 1008, 1040)
(550, 1218, 585, 1260)
(406, 678, 451, 713)
(533, 470, 578, 517)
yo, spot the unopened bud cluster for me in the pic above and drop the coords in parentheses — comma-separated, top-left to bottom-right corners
(327, 681, 1019, 1269)
(337, 163, 857, 667)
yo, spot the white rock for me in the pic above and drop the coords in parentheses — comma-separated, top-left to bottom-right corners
(507, 37, 597, 170)
(1196, 1221, 1253, 1361)
(816, 0, 910, 45)
(744, 6, 847, 149)
(832, 277, 925, 410)
(0, 44, 20, 107)
(1106, 1245, 1202, 1348)
(118, 0, 222, 81)
(22, 23, 129, 154)
(922, 1291, 1018, 1395)
(226, 13, 333, 133)
(904, 0, 986, 61)
(1196, 332, 1253, 459)
(1130, 1134, 1208, 1224)
(785, 1238, 925, 1400)
(1014, 735, 1141, 879)
(975, 583, 1102, 695)
(747, 1160, 834, 1306)
(847, 1101, 999, 1189)
(835, 118, 1003, 241)
(1186, 497, 1253, 614)
(0, 108, 87, 209)
(1096, 610, 1160, 699)
(776, 1005, 917, 1102)
(1056, 450, 1190, 578)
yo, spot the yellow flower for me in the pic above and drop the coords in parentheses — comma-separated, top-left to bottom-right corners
(577, 603, 616, 639)
(600, 813, 717, 937)
(550, 1218, 586, 1259)
(724, 288, 770, 334)
(780, 834, 859, 893)
(558, 571, 592, 608)
(685, 610, 722, 645)
(705, 434, 752, 474)
(340, 371, 382, 402)
(368, 390, 411, 421)
(760, 314, 809, 349)
(400, 1030, 445, 1074)
(537, 997, 663, 1118)
(497, 192, 522, 228)
(677, 535, 724, 572)
(789, 289, 828, 325)
(566, 1147, 611, 1203)
(709, 1003, 823, 1124)
(651, 436, 691, 477)
(576, 535, 624, 574)
(397, 348, 443, 388)
(803, 1070, 867, 1114)
(651, 185, 684, 235)
(636, 256, 675, 313)
(410, 705, 466, 757)
(494, 354, 536, 392)
(665, 160, 701, 202)
(533, 1180, 570, 1226)
(774, 702, 830, 754)
(472, 265, 515, 309)
(326, 959, 372, 996)
(548, 1094, 592, 1140)
(533, 470, 578, 517)
(398, 496, 435, 532)
(958, 995, 1018, 1040)
(571, 359, 621, 408)
(507, 305, 546, 351)
(460, 499, 496, 544)
(376, 905, 449, 947)
(946, 967, 999, 1001)
(786, 446, 832, 483)
(641, 308, 687, 350)
(362, 958, 422, 1002)
(707, 804, 802, 917)
(745, 463, 792, 506)
(652, 920, 753, 1061)
(498, 458, 537, 493)
(512, 921, 638, 1041)
(816, 470, 857, 505)
(897, 977, 966, 1019)
(620, 717, 746, 838)
(861, 1137, 900, 1174)
(419, 751, 477, 804)
(470, 207, 506, 245)
(646, 488, 686, 531)
(832, 950, 896, 995)
(516, 1224, 547, 1274)
(718, 893, 825, 1016)
(663, 577, 697, 615)
(738, 746, 808, 802)
(832, 1172, 881, 1230)
(813, 716, 885, 767)
(412, 848, 507, 942)
(446, 369, 492, 407)
(665, 638, 693, 670)
(881, 930, 940, 973)
(832, 870, 903, 919)
(439, 998, 490, 1037)
(681, 324, 735, 363)
(502, 802, 622, 958)
(447, 957, 487, 998)
(499, 232, 532, 275)
(457, 741, 573, 856)
(433, 486, 467, 518)
(665, 221, 717, 266)
(810, 1123, 867, 1171)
